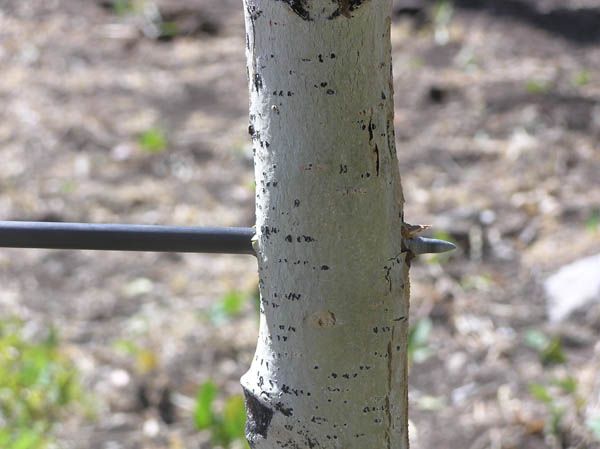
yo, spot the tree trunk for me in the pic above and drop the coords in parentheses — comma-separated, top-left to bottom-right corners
(241, 1, 410, 448)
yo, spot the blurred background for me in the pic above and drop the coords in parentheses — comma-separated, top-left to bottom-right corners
(0, 0, 599, 448)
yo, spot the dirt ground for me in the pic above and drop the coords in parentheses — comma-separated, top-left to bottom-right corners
(0, 1, 599, 448)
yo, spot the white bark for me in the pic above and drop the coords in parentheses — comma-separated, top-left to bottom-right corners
(241, 1, 409, 448)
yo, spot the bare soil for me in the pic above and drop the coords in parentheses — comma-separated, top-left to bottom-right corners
(0, 1, 599, 448)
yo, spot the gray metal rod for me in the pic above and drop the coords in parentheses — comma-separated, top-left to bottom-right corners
(0, 221, 455, 257)
(0, 221, 255, 255)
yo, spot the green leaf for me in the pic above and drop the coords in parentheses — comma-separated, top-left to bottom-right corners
(408, 318, 433, 365)
(433, 0, 454, 27)
(573, 70, 590, 87)
(222, 395, 247, 441)
(160, 22, 179, 39)
(586, 210, 599, 233)
(410, 318, 432, 347)
(552, 376, 577, 395)
(112, 0, 135, 16)
(541, 337, 566, 365)
(529, 383, 552, 404)
(194, 381, 218, 430)
(524, 330, 566, 365)
(0, 319, 83, 448)
(138, 128, 167, 153)
(221, 292, 246, 317)
(112, 339, 140, 356)
(210, 291, 248, 324)
(525, 79, 550, 94)
(549, 406, 565, 436)
(11, 430, 44, 449)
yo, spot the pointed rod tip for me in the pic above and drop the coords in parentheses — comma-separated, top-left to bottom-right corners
(405, 237, 456, 256)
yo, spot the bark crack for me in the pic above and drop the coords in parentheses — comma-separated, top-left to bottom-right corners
(368, 109, 380, 176)
(385, 326, 394, 449)
(384, 252, 403, 293)
(246, 4, 258, 90)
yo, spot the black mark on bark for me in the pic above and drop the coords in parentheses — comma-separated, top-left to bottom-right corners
(244, 389, 274, 443)
(383, 253, 402, 292)
(274, 0, 311, 20)
(273, 0, 367, 21)
(374, 144, 380, 176)
(247, 4, 263, 21)
(330, 0, 368, 19)
(275, 402, 294, 416)
(386, 118, 396, 158)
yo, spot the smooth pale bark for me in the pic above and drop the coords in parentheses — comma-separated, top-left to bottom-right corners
(241, 1, 410, 448)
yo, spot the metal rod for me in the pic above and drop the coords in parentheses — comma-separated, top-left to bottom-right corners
(0, 221, 255, 255)
(0, 221, 455, 257)
(405, 237, 456, 255)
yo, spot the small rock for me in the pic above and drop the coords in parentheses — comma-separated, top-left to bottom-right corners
(122, 277, 154, 298)
(111, 143, 135, 161)
(143, 418, 161, 438)
(109, 369, 131, 388)
(545, 253, 600, 323)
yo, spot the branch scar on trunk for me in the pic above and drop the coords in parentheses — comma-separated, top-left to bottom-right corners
(271, 0, 371, 20)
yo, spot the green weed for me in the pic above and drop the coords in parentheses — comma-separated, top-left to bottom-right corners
(159, 21, 180, 39)
(194, 381, 249, 448)
(586, 209, 599, 233)
(524, 329, 566, 365)
(60, 179, 77, 194)
(460, 273, 493, 292)
(138, 128, 167, 153)
(572, 70, 591, 87)
(0, 319, 85, 449)
(408, 318, 433, 365)
(432, 0, 454, 45)
(112, 339, 158, 374)
(209, 291, 249, 325)
(529, 376, 583, 441)
(525, 79, 551, 95)
(111, 0, 137, 16)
